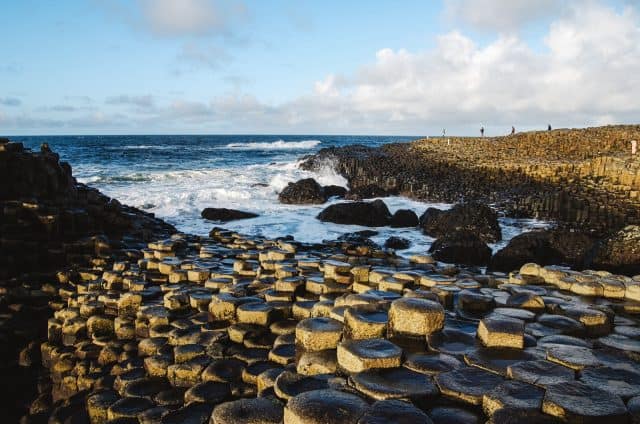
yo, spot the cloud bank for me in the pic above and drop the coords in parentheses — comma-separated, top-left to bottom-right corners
(2, 1, 639, 135)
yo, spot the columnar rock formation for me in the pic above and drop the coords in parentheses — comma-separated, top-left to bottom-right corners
(302, 125, 640, 236)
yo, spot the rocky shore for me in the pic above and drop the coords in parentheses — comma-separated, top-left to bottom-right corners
(2, 131, 640, 423)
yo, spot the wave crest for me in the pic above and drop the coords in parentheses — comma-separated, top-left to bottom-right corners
(224, 139, 321, 150)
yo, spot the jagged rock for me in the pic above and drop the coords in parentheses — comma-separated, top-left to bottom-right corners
(317, 200, 391, 227)
(201, 208, 258, 222)
(420, 203, 502, 243)
(390, 209, 419, 227)
(429, 230, 491, 266)
(279, 178, 327, 204)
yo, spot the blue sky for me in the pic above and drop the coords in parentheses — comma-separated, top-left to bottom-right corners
(1, 0, 639, 135)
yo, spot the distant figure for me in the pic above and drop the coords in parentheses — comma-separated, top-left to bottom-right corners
(442, 128, 446, 138)
(480, 126, 485, 137)
(548, 124, 552, 131)
(511, 126, 515, 135)
(40, 143, 52, 154)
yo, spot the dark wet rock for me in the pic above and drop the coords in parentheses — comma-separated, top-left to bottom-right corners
(183, 381, 231, 404)
(278, 178, 327, 204)
(435, 367, 504, 405)
(384, 236, 410, 250)
(159, 402, 214, 424)
(317, 200, 391, 227)
(107, 397, 154, 420)
(464, 348, 537, 376)
(427, 328, 477, 356)
(579, 366, 640, 398)
(324, 185, 348, 199)
(201, 208, 258, 222)
(487, 407, 562, 424)
(210, 397, 284, 424)
(490, 229, 594, 272)
(389, 209, 419, 228)
(478, 315, 525, 349)
(597, 333, 640, 358)
(536, 314, 585, 337)
(546, 345, 600, 370)
(350, 367, 439, 402)
(403, 352, 463, 375)
(482, 380, 544, 417)
(357, 399, 433, 424)
(592, 225, 640, 275)
(629, 396, 640, 424)
(542, 381, 628, 423)
(419, 203, 501, 243)
(337, 338, 401, 373)
(283, 389, 369, 423)
(507, 359, 575, 387)
(273, 371, 333, 400)
(428, 230, 491, 266)
(428, 406, 480, 424)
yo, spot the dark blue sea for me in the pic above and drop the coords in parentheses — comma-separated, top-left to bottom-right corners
(12, 134, 546, 255)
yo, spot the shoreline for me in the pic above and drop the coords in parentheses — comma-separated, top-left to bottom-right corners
(2, 130, 640, 422)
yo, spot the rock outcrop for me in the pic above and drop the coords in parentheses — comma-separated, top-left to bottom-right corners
(592, 225, 640, 275)
(201, 208, 259, 222)
(278, 178, 327, 204)
(420, 203, 502, 243)
(429, 230, 492, 266)
(317, 199, 392, 227)
(0, 140, 175, 421)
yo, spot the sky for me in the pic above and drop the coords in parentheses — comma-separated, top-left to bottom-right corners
(0, 0, 639, 136)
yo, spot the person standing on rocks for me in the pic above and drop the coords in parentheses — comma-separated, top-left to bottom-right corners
(511, 126, 515, 136)
(548, 124, 552, 131)
(442, 128, 446, 138)
(480, 125, 485, 137)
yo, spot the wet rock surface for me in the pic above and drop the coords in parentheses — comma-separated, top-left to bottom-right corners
(201, 208, 259, 222)
(278, 178, 341, 205)
(317, 199, 392, 227)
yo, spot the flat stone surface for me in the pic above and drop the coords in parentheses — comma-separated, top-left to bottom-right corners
(403, 352, 463, 375)
(284, 389, 369, 424)
(546, 345, 600, 370)
(478, 316, 524, 349)
(507, 359, 575, 386)
(464, 347, 537, 376)
(351, 367, 439, 401)
(427, 328, 478, 356)
(428, 406, 480, 424)
(357, 399, 432, 424)
(337, 338, 402, 373)
(435, 367, 504, 405)
(482, 380, 544, 417)
(579, 366, 640, 398)
(296, 317, 343, 352)
(273, 371, 333, 400)
(487, 407, 562, 424)
(388, 297, 445, 337)
(542, 381, 628, 423)
(211, 397, 284, 424)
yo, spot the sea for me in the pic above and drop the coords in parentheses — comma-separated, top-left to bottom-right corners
(13, 135, 548, 257)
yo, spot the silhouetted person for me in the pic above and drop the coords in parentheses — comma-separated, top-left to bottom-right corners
(511, 126, 515, 135)
(480, 126, 485, 137)
(442, 128, 446, 137)
(548, 124, 552, 131)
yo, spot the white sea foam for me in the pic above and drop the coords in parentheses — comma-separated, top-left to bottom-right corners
(88, 156, 549, 258)
(223, 139, 321, 150)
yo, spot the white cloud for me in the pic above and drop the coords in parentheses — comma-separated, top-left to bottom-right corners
(444, 0, 563, 32)
(105, 95, 155, 108)
(138, 0, 246, 37)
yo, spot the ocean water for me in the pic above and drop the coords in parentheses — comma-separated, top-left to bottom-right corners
(13, 135, 548, 257)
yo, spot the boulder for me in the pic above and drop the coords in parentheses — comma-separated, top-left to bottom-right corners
(201, 208, 258, 222)
(490, 229, 594, 272)
(428, 230, 492, 266)
(384, 237, 410, 250)
(324, 185, 348, 199)
(317, 200, 391, 227)
(419, 203, 502, 243)
(390, 209, 419, 227)
(279, 178, 327, 204)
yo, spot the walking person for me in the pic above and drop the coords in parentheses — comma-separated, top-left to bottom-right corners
(480, 125, 485, 137)
(511, 126, 515, 136)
